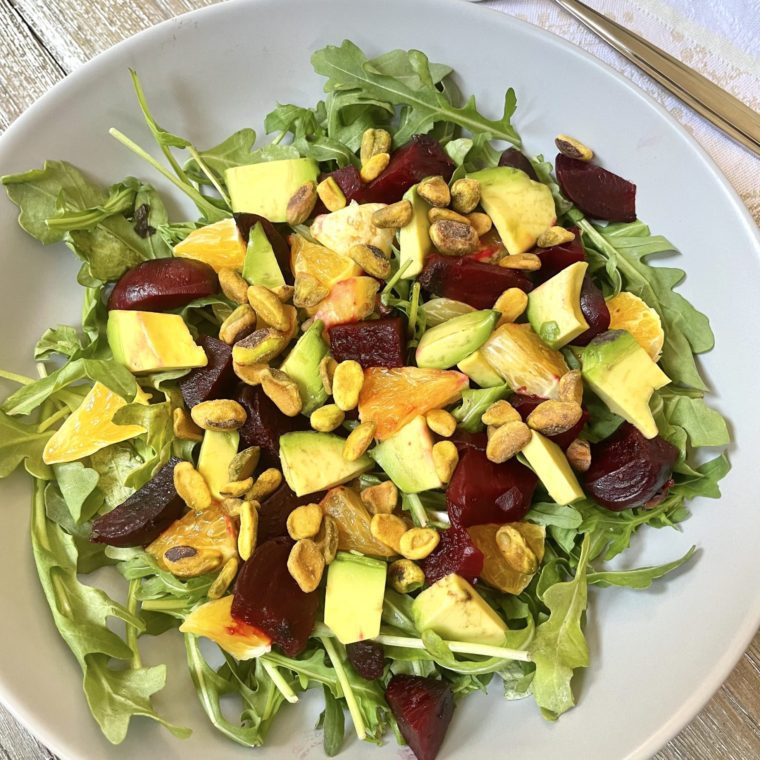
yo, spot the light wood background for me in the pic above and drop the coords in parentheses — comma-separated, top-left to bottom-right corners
(0, 1, 758, 758)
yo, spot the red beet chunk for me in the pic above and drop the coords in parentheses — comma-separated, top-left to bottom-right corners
(232, 537, 318, 656)
(328, 317, 407, 368)
(421, 527, 484, 585)
(363, 135, 455, 205)
(385, 675, 455, 760)
(510, 394, 589, 450)
(107, 258, 218, 311)
(90, 458, 184, 547)
(584, 423, 678, 511)
(235, 384, 310, 466)
(556, 154, 636, 222)
(179, 336, 234, 408)
(498, 147, 539, 181)
(534, 227, 586, 284)
(233, 212, 293, 283)
(258, 482, 326, 544)
(419, 254, 532, 310)
(346, 640, 385, 680)
(572, 276, 611, 347)
(449, 430, 488, 454)
(447, 448, 538, 528)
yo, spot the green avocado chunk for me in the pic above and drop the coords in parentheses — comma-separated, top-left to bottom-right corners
(581, 329, 670, 439)
(242, 221, 286, 289)
(457, 349, 503, 388)
(521, 431, 584, 505)
(416, 309, 499, 369)
(324, 552, 387, 644)
(198, 430, 240, 500)
(226, 157, 319, 223)
(399, 184, 432, 278)
(279, 320, 329, 415)
(279, 431, 372, 496)
(412, 574, 508, 646)
(467, 166, 556, 255)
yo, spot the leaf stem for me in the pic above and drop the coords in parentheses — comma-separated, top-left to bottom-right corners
(260, 659, 299, 704)
(141, 598, 189, 612)
(375, 634, 531, 662)
(126, 579, 143, 669)
(0, 369, 34, 386)
(187, 145, 231, 207)
(320, 636, 366, 741)
(403, 493, 428, 527)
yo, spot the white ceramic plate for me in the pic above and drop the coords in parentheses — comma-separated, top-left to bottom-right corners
(0, 1, 758, 758)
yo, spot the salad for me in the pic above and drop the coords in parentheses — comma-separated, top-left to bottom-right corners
(0, 41, 730, 760)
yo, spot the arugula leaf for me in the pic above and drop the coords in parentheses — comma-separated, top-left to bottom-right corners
(184, 128, 258, 182)
(587, 545, 696, 588)
(35, 325, 84, 361)
(526, 502, 583, 530)
(0, 411, 53, 478)
(46, 178, 138, 233)
(530, 533, 591, 719)
(113, 401, 173, 487)
(53, 461, 102, 523)
(89, 442, 139, 509)
(653, 389, 730, 448)
(452, 385, 510, 432)
(320, 685, 346, 756)
(677, 453, 730, 499)
(422, 631, 515, 675)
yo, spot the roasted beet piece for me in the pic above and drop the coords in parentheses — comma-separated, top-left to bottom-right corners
(363, 135, 455, 205)
(449, 430, 488, 454)
(179, 336, 234, 408)
(534, 227, 586, 284)
(107, 258, 218, 311)
(385, 675, 455, 760)
(235, 384, 310, 466)
(421, 527, 484, 585)
(419, 254, 532, 310)
(232, 537, 319, 656)
(572, 275, 611, 347)
(328, 317, 407, 369)
(510, 393, 589, 450)
(90, 458, 184, 547)
(258, 483, 326, 544)
(346, 640, 385, 680)
(447, 448, 538, 528)
(584, 423, 678, 511)
(498, 147, 539, 181)
(233, 212, 293, 283)
(556, 154, 637, 222)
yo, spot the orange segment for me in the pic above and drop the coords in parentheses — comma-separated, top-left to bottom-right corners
(42, 382, 145, 464)
(606, 292, 665, 361)
(291, 233, 362, 289)
(468, 522, 546, 595)
(174, 218, 246, 272)
(358, 367, 469, 440)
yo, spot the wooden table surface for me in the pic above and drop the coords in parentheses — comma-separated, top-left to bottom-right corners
(0, 0, 758, 758)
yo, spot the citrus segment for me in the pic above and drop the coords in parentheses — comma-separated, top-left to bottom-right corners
(174, 218, 246, 272)
(291, 234, 362, 289)
(358, 366, 469, 440)
(606, 292, 664, 360)
(42, 382, 145, 464)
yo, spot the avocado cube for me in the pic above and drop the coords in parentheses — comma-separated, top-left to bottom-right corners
(198, 430, 240, 500)
(279, 320, 329, 415)
(521, 431, 584, 505)
(242, 221, 286, 289)
(457, 349, 503, 388)
(399, 184, 433, 278)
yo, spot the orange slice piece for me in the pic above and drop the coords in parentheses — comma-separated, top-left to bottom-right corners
(291, 234, 362, 289)
(174, 218, 246, 272)
(606, 292, 665, 361)
(358, 366, 469, 440)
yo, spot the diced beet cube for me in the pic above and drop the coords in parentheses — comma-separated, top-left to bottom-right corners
(385, 675, 455, 760)
(312, 165, 368, 216)
(449, 430, 488, 454)
(328, 317, 407, 368)
(233, 212, 293, 283)
(584, 423, 678, 511)
(232, 537, 319, 656)
(258, 482, 326, 544)
(555, 154, 636, 222)
(363, 135, 455, 204)
(179, 335, 235, 408)
(498, 147, 539, 181)
(510, 393, 589, 450)
(419, 254, 532, 310)
(421, 527, 484, 585)
(346, 640, 385, 680)
(90, 458, 185, 547)
(235, 384, 310, 467)
(572, 275, 611, 346)
(447, 448, 538, 528)
(534, 227, 586, 284)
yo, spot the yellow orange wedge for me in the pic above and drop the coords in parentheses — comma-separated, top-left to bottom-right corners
(606, 292, 665, 360)
(174, 218, 246, 272)
(291, 233, 362, 289)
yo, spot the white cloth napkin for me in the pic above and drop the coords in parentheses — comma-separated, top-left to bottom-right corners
(480, 0, 760, 224)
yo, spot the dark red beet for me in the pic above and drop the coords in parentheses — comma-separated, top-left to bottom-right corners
(421, 527, 484, 585)
(419, 254, 532, 310)
(447, 448, 538, 528)
(328, 317, 407, 368)
(235, 384, 310, 466)
(363, 135, 455, 205)
(232, 537, 319, 656)
(385, 675, 455, 760)
(233, 213, 293, 283)
(346, 640, 385, 680)
(179, 336, 234, 408)
(107, 258, 218, 311)
(498, 147, 539, 181)
(555, 154, 636, 222)
(258, 482, 326, 544)
(449, 430, 488, 454)
(584, 423, 678, 511)
(510, 394, 589, 450)
(90, 458, 184, 547)
(572, 276, 611, 347)
(534, 227, 586, 284)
